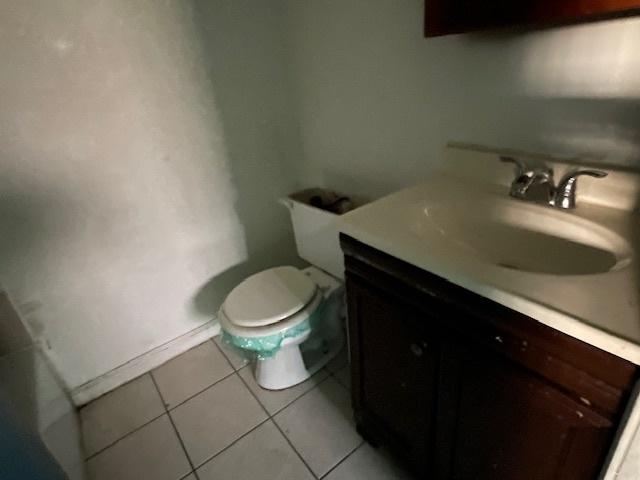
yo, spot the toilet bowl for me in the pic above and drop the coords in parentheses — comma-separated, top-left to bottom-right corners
(219, 189, 355, 390)
(220, 265, 344, 390)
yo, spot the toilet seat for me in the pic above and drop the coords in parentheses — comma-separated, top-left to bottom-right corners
(220, 287, 323, 338)
(222, 266, 317, 328)
(218, 265, 344, 391)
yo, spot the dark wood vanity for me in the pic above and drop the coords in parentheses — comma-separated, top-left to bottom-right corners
(341, 234, 638, 479)
(425, 0, 640, 37)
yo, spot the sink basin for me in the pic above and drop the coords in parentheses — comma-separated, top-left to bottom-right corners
(415, 198, 631, 276)
(338, 171, 640, 362)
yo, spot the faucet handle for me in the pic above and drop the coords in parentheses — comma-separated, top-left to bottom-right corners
(559, 168, 608, 181)
(500, 156, 527, 177)
(500, 156, 552, 178)
(554, 168, 608, 209)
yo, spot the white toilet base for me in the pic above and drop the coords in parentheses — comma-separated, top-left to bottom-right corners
(221, 265, 345, 391)
(255, 334, 310, 390)
(254, 328, 343, 390)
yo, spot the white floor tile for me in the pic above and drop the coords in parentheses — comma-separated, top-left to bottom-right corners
(86, 415, 190, 480)
(81, 374, 165, 456)
(324, 443, 412, 480)
(213, 335, 250, 370)
(325, 346, 348, 373)
(170, 374, 267, 466)
(197, 420, 314, 480)
(274, 377, 362, 477)
(153, 342, 233, 409)
(334, 365, 351, 391)
(238, 364, 330, 415)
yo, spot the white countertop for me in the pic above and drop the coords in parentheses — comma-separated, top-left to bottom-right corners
(339, 172, 640, 366)
(337, 144, 640, 480)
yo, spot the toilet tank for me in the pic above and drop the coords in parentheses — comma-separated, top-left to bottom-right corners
(281, 189, 362, 280)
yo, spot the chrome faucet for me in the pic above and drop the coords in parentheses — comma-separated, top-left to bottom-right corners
(553, 169, 608, 209)
(500, 156, 607, 209)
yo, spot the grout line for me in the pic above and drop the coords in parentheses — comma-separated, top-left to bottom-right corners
(149, 373, 200, 480)
(271, 373, 332, 417)
(319, 440, 365, 479)
(84, 340, 353, 478)
(164, 369, 237, 412)
(192, 415, 272, 470)
(84, 409, 167, 461)
(147, 338, 351, 479)
(235, 364, 335, 417)
(210, 337, 240, 371)
(85, 367, 237, 462)
(235, 370, 320, 480)
(327, 368, 350, 393)
(210, 336, 249, 371)
(271, 418, 320, 480)
(212, 333, 340, 413)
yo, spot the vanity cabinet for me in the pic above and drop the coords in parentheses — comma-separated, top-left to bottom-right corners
(341, 234, 638, 479)
(424, 0, 640, 37)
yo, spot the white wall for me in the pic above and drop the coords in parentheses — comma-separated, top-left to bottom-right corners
(284, 0, 640, 200)
(0, 292, 84, 479)
(5, 0, 638, 400)
(282, 4, 640, 477)
(0, 0, 300, 393)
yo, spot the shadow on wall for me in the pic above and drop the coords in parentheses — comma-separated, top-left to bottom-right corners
(282, 2, 640, 201)
(0, 178, 73, 346)
(0, 291, 83, 479)
(190, 0, 305, 317)
(0, 0, 258, 389)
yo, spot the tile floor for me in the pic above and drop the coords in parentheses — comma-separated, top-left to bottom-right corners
(81, 337, 412, 480)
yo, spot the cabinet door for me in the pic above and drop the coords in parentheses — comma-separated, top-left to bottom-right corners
(347, 276, 437, 472)
(436, 337, 614, 480)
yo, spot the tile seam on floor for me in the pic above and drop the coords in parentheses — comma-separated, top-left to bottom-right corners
(318, 440, 366, 479)
(212, 334, 338, 415)
(326, 368, 350, 393)
(210, 336, 249, 371)
(212, 339, 353, 479)
(235, 368, 320, 480)
(271, 417, 321, 480)
(150, 372, 200, 480)
(161, 369, 237, 412)
(168, 344, 271, 472)
(85, 341, 342, 477)
(192, 415, 272, 470)
(84, 410, 167, 461)
(84, 363, 235, 462)
(275, 372, 358, 479)
(236, 363, 333, 417)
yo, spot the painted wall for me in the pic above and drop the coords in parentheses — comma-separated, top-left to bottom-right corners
(282, 3, 640, 477)
(0, 292, 84, 479)
(284, 0, 640, 200)
(0, 0, 299, 392)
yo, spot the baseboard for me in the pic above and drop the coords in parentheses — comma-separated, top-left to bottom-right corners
(71, 319, 220, 406)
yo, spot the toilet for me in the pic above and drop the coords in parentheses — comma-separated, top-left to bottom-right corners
(219, 189, 348, 390)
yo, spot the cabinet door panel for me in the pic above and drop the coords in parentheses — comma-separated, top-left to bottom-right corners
(347, 277, 437, 471)
(436, 339, 613, 480)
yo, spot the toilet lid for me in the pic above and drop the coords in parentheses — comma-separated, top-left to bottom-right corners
(222, 266, 317, 327)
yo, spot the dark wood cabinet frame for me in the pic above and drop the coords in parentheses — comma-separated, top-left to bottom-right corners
(425, 0, 640, 37)
(341, 233, 638, 479)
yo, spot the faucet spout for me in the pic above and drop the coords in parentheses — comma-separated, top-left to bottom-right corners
(552, 169, 608, 209)
(501, 157, 554, 203)
(499, 158, 607, 210)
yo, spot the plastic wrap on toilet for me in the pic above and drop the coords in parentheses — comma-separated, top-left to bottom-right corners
(221, 299, 328, 360)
